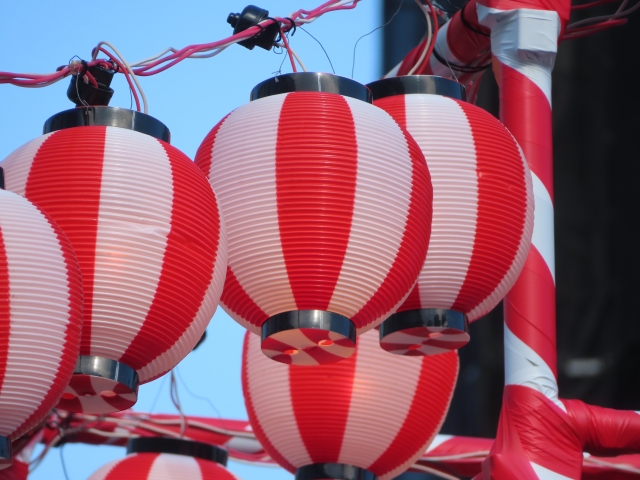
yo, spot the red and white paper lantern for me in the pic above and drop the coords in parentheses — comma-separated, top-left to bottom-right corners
(196, 72, 432, 365)
(368, 76, 533, 356)
(242, 329, 458, 479)
(0, 188, 83, 466)
(0, 107, 227, 414)
(88, 438, 240, 480)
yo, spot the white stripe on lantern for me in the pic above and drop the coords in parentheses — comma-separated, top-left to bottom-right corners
(138, 214, 227, 382)
(1, 132, 52, 195)
(466, 142, 534, 321)
(90, 127, 173, 360)
(149, 453, 204, 480)
(210, 94, 295, 329)
(246, 333, 312, 467)
(328, 96, 413, 325)
(426, 435, 454, 453)
(407, 95, 478, 310)
(0, 199, 72, 436)
(338, 332, 422, 468)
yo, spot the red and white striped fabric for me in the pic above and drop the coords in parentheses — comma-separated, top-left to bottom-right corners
(375, 93, 533, 356)
(242, 329, 458, 479)
(0, 189, 83, 442)
(88, 453, 241, 480)
(0, 125, 227, 413)
(195, 90, 432, 365)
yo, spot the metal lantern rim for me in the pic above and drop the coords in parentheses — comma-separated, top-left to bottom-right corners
(295, 463, 378, 480)
(250, 72, 372, 103)
(43, 106, 171, 142)
(127, 437, 229, 466)
(366, 75, 466, 101)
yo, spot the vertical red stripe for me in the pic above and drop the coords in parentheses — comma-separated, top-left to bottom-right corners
(275, 92, 357, 311)
(103, 453, 157, 479)
(367, 351, 458, 475)
(195, 458, 237, 480)
(221, 266, 269, 329)
(194, 113, 231, 179)
(289, 338, 358, 464)
(120, 142, 220, 371)
(372, 96, 424, 313)
(242, 332, 297, 473)
(0, 228, 10, 394)
(25, 127, 105, 355)
(351, 125, 432, 328)
(451, 100, 527, 315)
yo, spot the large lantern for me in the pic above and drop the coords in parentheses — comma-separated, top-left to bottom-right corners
(88, 437, 240, 480)
(242, 329, 458, 479)
(368, 76, 533, 356)
(0, 107, 227, 414)
(195, 72, 432, 365)
(0, 188, 83, 466)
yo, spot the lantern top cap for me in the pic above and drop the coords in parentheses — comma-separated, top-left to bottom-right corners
(43, 106, 171, 143)
(250, 72, 372, 103)
(367, 75, 466, 101)
(127, 437, 228, 466)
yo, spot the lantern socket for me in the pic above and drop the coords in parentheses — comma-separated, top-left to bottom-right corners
(227, 5, 280, 51)
(67, 63, 117, 107)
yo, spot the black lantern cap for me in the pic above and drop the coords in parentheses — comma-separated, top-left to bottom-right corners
(43, 106, 171, 143)
(296, 463, 378, 480)
(127, 437, 229, 466)
(227, 5, 280, 51)
(251, 72, 372, 103)
(67, 63, 116, 107)
(366, 75, 466, 102)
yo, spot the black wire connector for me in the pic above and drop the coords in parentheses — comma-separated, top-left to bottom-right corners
(227, 5, 280, 51)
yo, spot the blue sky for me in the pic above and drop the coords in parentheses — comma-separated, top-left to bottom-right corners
(0, 1, 384, 478)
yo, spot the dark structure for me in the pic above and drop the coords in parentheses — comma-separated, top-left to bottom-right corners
(382, 0, 640, 439)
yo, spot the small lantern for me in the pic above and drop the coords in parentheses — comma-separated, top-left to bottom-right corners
(242, 329, 458, 479)
(368, 76, 533, 356)
(196, 72, 433, 365)
(0, 188, 83, 467)
(0, 107, 227, 413)
(88, 437, 240, 479)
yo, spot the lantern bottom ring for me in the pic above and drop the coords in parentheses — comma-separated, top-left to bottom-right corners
(379, 308, 470, 356)
(127, 437, 229, 466)
(0, 435, 11, 468)
(261, 310, 356, 366)
(56, 356, 139, 414)
(295, 463, 378, 480)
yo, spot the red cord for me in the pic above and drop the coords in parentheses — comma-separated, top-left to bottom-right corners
(279, 27, 298, 73)
(563, 18, 627, 38)
(98, 48, 141, 112)
(571, 0, 619, 10)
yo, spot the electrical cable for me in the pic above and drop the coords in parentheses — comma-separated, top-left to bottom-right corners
(351, 0, 402, 78)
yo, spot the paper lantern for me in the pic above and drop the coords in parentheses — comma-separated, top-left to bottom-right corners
(195, 72, 432, 365)
(368, 76, 533, 356)
(88, 437, 240, 480)
(0, 107, 227, 414)
(242, 329, 458, 479)
(0, 188, 82, 466)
